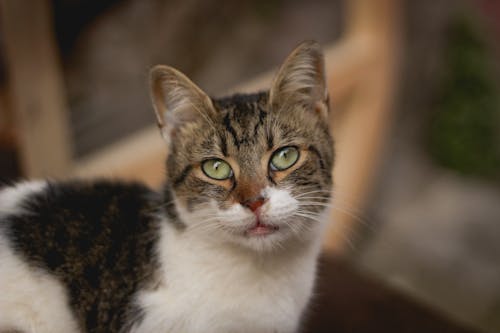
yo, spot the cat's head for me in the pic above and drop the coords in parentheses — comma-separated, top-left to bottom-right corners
(151, 41, 333, 252)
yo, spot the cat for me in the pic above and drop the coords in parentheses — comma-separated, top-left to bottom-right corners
(0, 40, 334, 333)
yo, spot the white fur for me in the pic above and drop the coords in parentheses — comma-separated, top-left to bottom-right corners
(130, 186, 327, 333)
(0, 182, 328, 333)
(131, 223, 322, 333)
(0, 181, 81, 333)
(176, 186, 318, 252)
(0, 181, 46, 216)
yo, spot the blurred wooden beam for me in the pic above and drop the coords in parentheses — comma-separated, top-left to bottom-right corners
(72, 1, 402, 257)
(0, 87, 15, 146)
(324, 0, 402, 254)
(74, 126, 166, 188)
(0, 0, 72, 177)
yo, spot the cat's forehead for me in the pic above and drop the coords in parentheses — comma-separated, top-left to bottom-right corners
(213, 92, 269, 119)
(171, 90, 328, 167)
(180, 92, 317, 155)
(210, 92, 271, 155)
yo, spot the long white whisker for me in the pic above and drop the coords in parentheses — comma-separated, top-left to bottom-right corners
(297, 202, 332, 207)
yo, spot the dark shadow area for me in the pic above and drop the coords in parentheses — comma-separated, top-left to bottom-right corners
(302, 255, 479, 333)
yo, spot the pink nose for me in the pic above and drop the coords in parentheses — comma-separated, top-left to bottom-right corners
(243, 197, 266, 212)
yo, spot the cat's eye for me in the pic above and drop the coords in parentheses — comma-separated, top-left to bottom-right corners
(202, 159, 233, 180)
(270, 146, 299, 171)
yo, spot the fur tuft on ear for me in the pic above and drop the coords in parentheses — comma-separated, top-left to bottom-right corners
(269, 41, 328, 117)
(150, 65, 214, 143)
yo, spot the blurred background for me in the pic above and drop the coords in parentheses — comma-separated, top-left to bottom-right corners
(0, 0, 499, 332)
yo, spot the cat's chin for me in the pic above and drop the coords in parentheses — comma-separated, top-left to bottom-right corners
(237, 231, 288, 252)
(225, 221, 304, 253)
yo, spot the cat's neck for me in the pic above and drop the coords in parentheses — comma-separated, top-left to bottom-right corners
(132, 217, 323, 333)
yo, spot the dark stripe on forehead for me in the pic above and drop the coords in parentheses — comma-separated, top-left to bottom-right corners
(267, 130, 274, 150)
(214, 91, 268, 107)
(223, 112, 240, 149)
(173, 165, 193, 188)
(252, 109, 267, 138)
(219, 133, 228, 156)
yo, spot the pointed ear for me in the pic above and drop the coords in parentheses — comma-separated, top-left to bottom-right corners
(269, 41, 328, 118)
(150, 65, 214, 143)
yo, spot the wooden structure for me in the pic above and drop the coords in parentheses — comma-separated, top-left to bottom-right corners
(0, 0, 72, 178)
(0, 0, 401, 255)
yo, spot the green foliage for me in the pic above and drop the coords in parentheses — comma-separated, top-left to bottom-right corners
(428, 11, 500, 180)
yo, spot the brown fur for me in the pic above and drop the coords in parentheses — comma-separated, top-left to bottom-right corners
(152, 41, 333, 216)
(1, 41, 334, 333)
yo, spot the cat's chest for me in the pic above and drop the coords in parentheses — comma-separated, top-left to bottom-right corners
(131, 225, 318, 333)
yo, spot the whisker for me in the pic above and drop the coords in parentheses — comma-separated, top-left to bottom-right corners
(294, 212, 325, 223)
(297, 202, 332, 207)
(297, 188, 364, 207)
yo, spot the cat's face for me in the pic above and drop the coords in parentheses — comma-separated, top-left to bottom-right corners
(151, 41, 333, 251)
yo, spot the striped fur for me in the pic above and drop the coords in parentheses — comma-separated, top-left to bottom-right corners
(0, 41, 334, 333)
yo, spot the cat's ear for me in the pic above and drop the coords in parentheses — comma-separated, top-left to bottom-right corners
(150, 65, 214, 143)
(269, 41, 328, 119)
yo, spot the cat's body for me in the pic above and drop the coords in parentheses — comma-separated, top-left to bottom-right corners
(0, 180, 322, 333)
(0, 181, 157, 333)
(0, 41, 334, 333)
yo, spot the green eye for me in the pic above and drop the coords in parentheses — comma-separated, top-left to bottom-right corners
(270, 146, 299, 171)
(202, 159, 233, 180)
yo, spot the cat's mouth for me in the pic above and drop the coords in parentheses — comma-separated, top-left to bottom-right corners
(245, 219, 279, 237)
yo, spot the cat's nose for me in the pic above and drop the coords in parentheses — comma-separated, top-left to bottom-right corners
(243, 197, 266, 213)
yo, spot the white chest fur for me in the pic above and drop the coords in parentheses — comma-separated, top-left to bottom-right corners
(131, 222, 322, 333)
